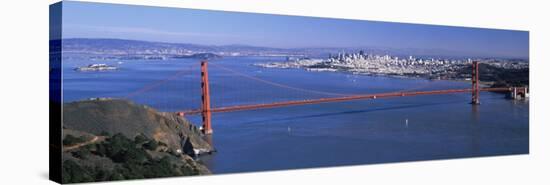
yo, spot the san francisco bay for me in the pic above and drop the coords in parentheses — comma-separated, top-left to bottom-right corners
(62, 56, 529, 174)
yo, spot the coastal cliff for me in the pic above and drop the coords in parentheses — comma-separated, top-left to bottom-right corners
(61, 99, 214, 183)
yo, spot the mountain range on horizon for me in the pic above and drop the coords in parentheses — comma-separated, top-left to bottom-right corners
(57, 38, 529, 60)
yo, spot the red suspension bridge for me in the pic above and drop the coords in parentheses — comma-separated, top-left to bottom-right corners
(125, 60, 528, 135)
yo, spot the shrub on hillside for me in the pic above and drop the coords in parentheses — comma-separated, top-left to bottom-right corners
(63, 132, 202, 183)
(143, 140, 159, 151)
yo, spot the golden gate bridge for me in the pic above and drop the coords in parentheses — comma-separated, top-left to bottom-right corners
(125, 60, 528, 135)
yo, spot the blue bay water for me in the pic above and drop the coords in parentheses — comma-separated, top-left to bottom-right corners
(62, 56, 529, 174)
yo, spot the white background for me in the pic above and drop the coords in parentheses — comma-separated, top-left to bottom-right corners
(1, 0, 549, 184)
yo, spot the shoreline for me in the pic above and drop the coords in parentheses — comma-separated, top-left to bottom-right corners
(253, 63, 523, 89)
(255, 64, 475, 85)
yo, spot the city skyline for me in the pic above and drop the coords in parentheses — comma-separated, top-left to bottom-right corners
(62, 1, 529, 58)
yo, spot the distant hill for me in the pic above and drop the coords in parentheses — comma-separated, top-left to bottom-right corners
(61, 99, 214, 183)
(456, 63, 529, 87)
(63, 38, 212, 52)
(59, 38, 526, 59)
(61, 38, 294, 56)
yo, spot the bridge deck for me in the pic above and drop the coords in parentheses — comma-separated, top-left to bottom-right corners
(179, 87, 512, 115)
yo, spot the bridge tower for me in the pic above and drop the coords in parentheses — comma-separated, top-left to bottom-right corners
(201, 60, 213, 134)
(471, 61, 480, 105)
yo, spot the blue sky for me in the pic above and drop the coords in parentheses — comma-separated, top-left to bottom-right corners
(61, 1, 529, 58)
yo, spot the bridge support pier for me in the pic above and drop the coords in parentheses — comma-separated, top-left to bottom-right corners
(510, 86, 529, 100)
(201, 60, 213, 134)
(471, 61, 480, 105)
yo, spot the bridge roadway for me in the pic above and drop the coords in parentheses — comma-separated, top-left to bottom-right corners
(179, 87, 512, 115)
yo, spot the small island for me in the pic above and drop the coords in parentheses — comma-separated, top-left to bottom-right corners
(75, 64, 118, 71)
